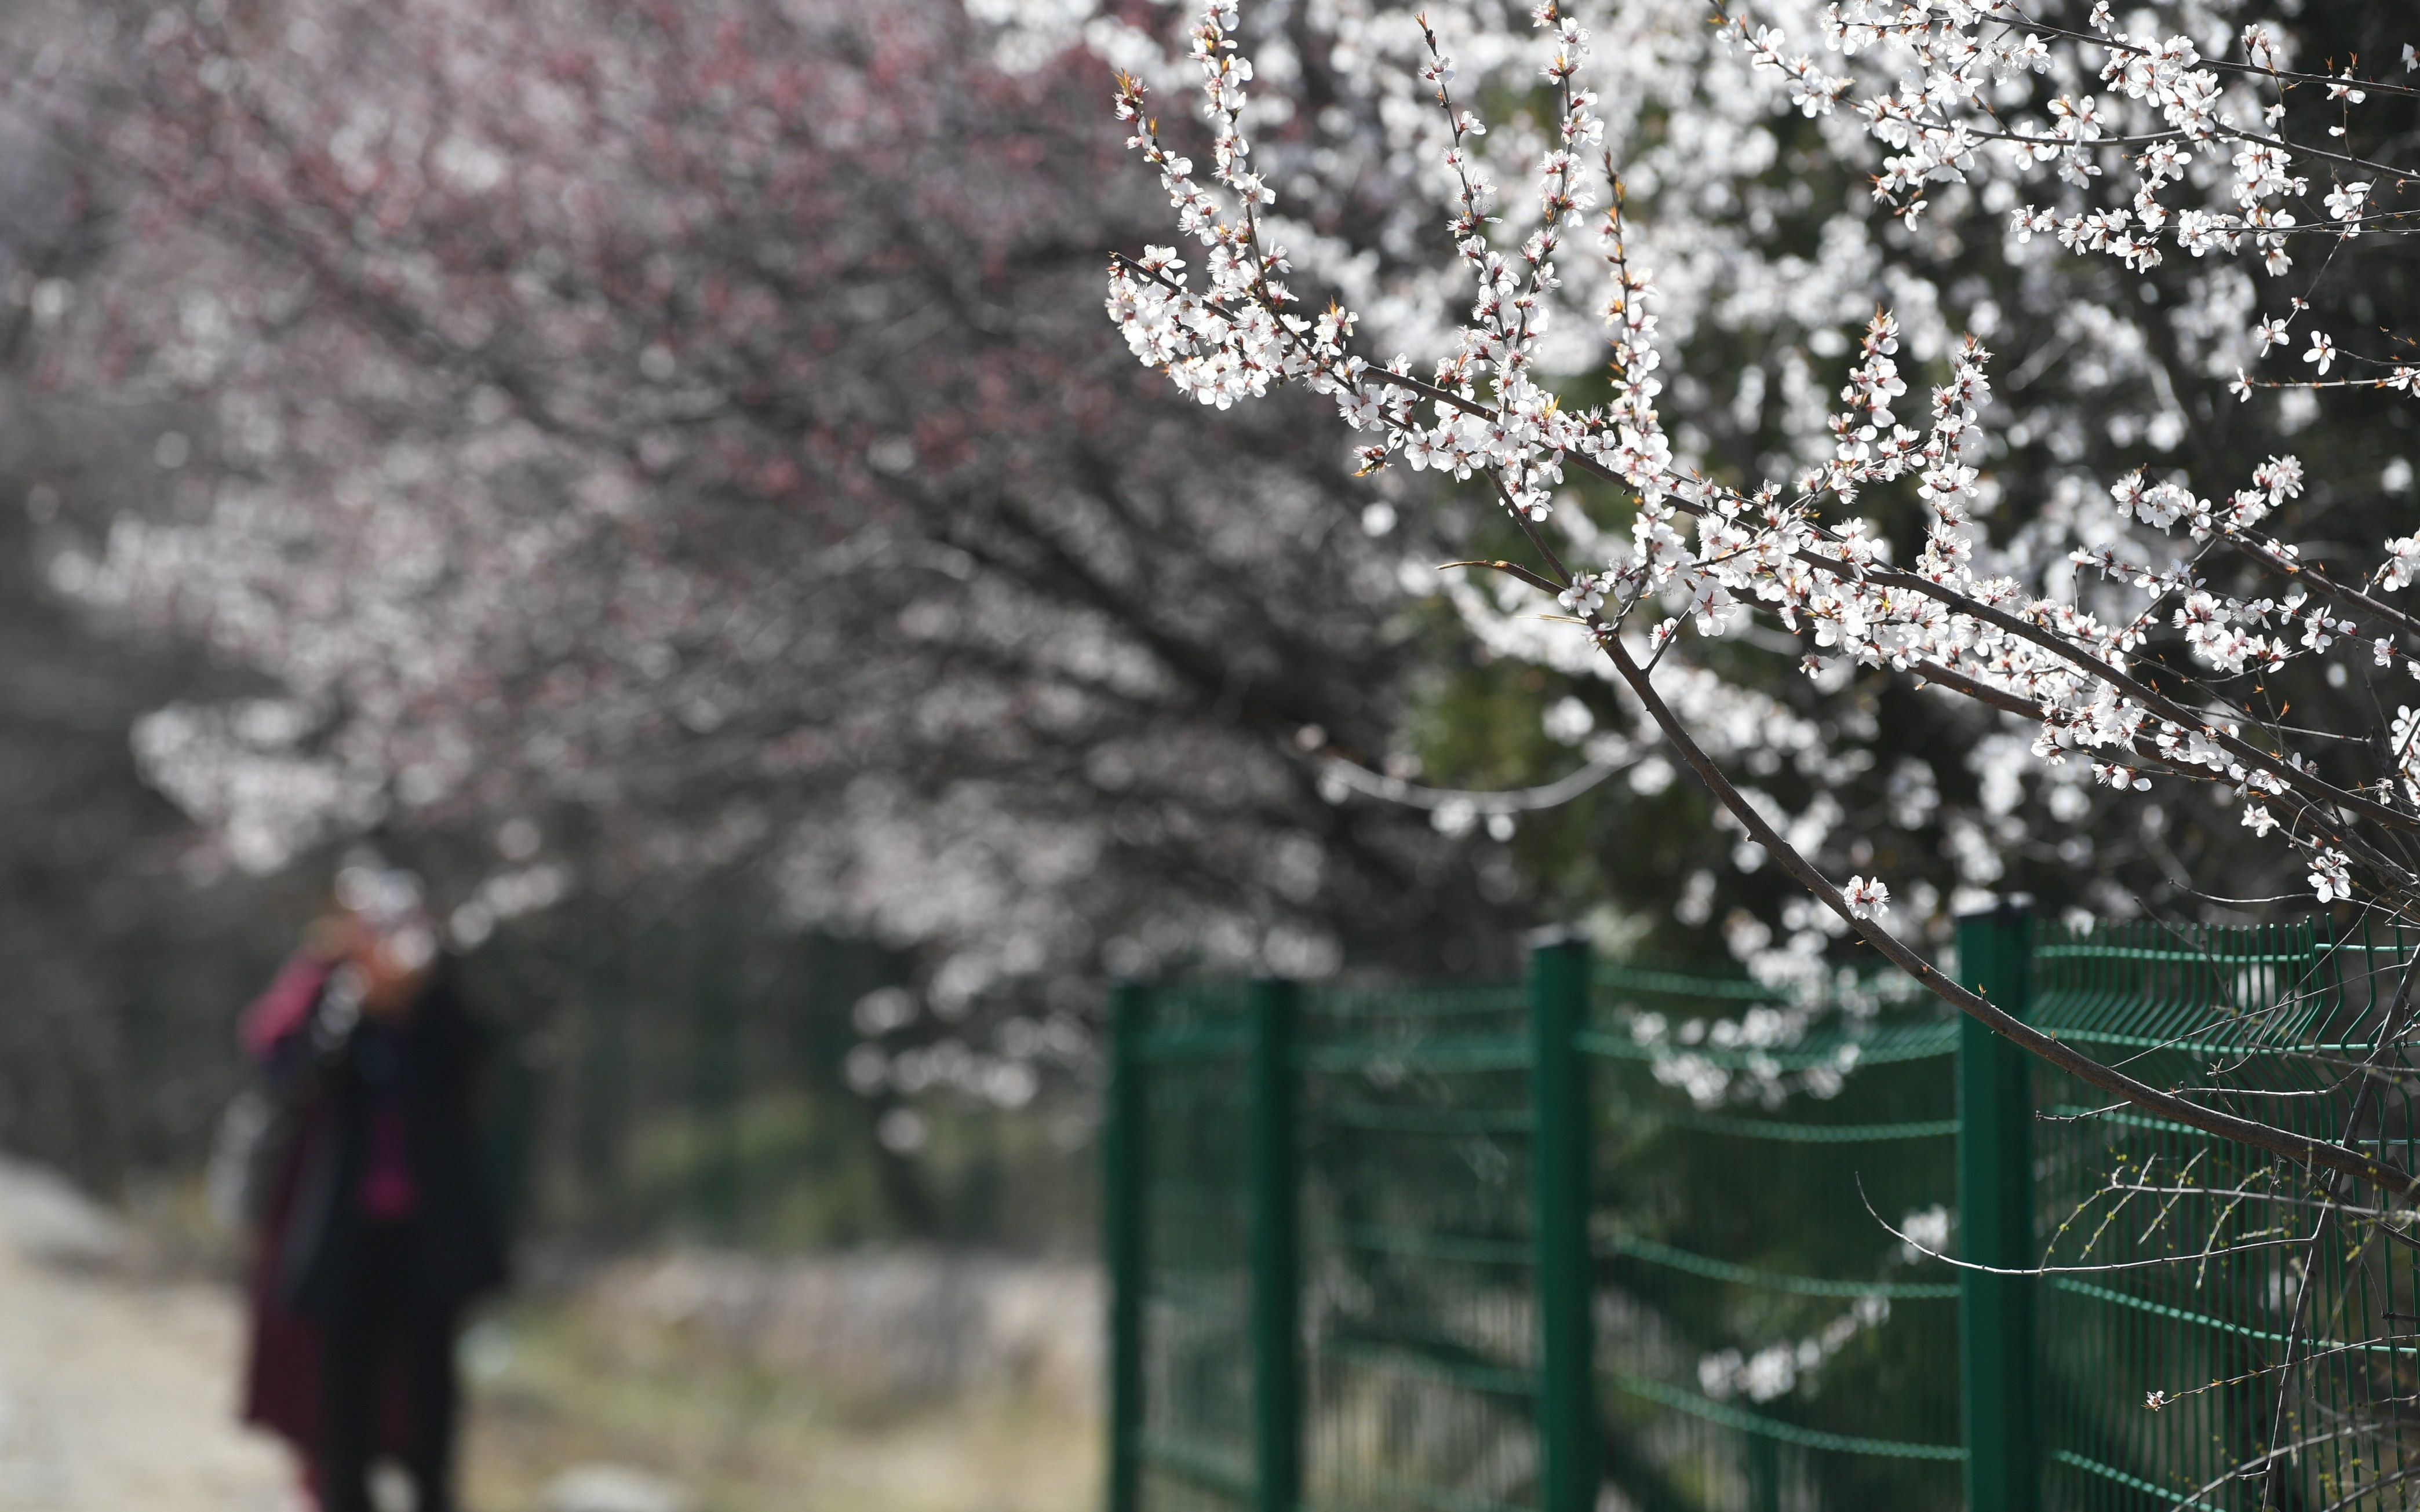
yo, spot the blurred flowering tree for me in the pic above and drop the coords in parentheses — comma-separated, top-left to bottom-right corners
(14, 0, 1533, 1057)
(15, 0, 2420, 1097)
(0, 84, 336, 1189)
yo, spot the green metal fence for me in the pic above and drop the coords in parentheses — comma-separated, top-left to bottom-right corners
(2028, 919, 2419, 1510)
(1103, 912, 2420, 1511)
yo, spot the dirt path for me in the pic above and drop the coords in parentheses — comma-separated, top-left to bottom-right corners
(0, 1161, 294, 1512)
(0, 1160, 1099, 1512)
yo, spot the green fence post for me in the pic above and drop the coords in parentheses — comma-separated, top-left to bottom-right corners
(1248, 977, 1302, 1512)
(1746, 1432, 1781, 1512)
(577, 961, 631, 1231)
(1958, 902, 2038, 1512)
(1529, 934, 1598, 1512)
(690, 915, 742, 1237)
(1106, 982, 1150, 1512)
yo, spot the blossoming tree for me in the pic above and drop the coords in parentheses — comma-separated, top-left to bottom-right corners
(15, 0, 1534, 1038)
(1103, 0, 2420, 1190)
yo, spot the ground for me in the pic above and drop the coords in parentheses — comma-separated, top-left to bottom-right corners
(460, 1273, 1099, 1512)
(0, 1162, 294, 1512)
(0, 1163, 1096, 1512)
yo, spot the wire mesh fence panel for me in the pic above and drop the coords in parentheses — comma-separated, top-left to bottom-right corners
(1135, 983, 1259, 1507)
(2031, 921, 2420, 1511)
(1300, 981, 1543, 1512)
(1109, 921, 2420, 1512)
(1582, 966, 1966, 1511)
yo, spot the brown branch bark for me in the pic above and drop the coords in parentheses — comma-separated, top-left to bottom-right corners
(1588, 622, 2420, 1197)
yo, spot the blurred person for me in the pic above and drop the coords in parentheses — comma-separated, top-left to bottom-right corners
(235, 859, 506, 1512)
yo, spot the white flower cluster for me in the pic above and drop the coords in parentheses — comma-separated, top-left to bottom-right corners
(1737, 0, 2420, 396)
(1110, 0, 2420, 926)
(1697, 1293, 1890, 1403)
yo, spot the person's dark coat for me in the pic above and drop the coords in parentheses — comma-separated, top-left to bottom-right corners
(239, 959, 508, 1453)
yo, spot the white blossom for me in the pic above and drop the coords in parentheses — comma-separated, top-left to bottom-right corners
(1842, 875, 1890, 919)
(1107, 0, 2420, 965)
(2309, 849, 2354, 904)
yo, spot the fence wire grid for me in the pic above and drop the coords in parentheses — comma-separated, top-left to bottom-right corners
(1106, 914, 2420, 1512)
